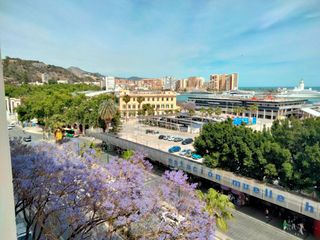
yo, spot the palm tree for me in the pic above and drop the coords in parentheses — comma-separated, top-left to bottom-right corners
(99, 99, 117, 132)
(234, 106, 241, 116)
(239, 107, 246, 117)
(197, 188, 234, 232)
(250, 105, 258, 118)
(200, 107, 206, 119)
(207, 107, 214, 118)
(137, 96, 144, 113)
(188, 109, 195, 117)
(122, 94, 131, 121)
(215, 107, 222, 116)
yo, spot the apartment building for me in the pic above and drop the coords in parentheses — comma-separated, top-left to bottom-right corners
(209, 73, 238, 91)
(101, 76, 115, 90)
(186, 76, 204, 90)
(118, 90, 178, 117)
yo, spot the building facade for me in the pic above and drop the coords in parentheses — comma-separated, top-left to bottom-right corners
(5, 97, 21, 116)
(102, 76, 115, 91)
(118, 90, 178, 117)
(188, 96, 307, 119)
(186, 76, 204, 90)
(163, 76, 177, 90)
(209, 73, 238, 91)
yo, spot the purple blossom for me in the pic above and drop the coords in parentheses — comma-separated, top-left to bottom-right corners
(10, 140, 216, 239)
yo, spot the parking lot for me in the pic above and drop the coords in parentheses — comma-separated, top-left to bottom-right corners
(119, 119, 203, 163)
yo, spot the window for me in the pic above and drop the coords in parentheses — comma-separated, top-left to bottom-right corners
(122, 104, 126, 109)
(132, 104, 136, 109)
(166, 97, 169, 101)
(152, 104, 155, 108)
(157, 104, 160, 109)
(161, 104, 164, 109)
(128, 104, 131, 109)
(171, 97, 173, 101)
(162, 97, 164, 101)
(171, 104, 173, 108)
(166, 104, 169, 108)
(152, 97, 154, 101)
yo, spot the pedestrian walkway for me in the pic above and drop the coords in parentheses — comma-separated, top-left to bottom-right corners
(225, 206, 315, 240)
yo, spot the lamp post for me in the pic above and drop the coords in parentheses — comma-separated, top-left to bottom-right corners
(0, 50, 17, 239)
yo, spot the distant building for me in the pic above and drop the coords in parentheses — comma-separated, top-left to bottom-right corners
(136, 79, 164, 90)
(209, 73, 238, 91)
(118, 90, 178, 117)
(57, 79, 69, 84)
(102, 76, 115, 91)
(175, 79, 188, 91)
(41, 73, 49, 84)
(163, 76, 177, 90)
(5, 97, 21, 115)
(186, 76, 204, 90)
(188, 95, 307, 120)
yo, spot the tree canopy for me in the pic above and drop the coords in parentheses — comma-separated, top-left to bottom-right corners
(11, 140, 216, 239)
(194, 118, 320, 194)
(7, 83, 121, 132)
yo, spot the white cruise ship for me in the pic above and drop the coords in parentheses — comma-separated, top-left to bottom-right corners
(275, 80, 320, 98)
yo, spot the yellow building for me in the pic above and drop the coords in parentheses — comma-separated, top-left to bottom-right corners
(118, 90, 179, 117)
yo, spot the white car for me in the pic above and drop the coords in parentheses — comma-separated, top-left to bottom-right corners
(167, 136, 175, 141)
(8, 126, 13, 130)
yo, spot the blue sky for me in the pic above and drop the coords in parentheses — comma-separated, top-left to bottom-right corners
(1, 0, 320, 87)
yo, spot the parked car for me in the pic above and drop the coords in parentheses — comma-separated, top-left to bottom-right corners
(182, 138, 193, 145)
(168, 146, 181, 153)
(158, 135, 165, 139)
(146, 129, 160, 134)
(167, 136, 175, 141)
(174, 137, 183, 142)
(163, 135, 168, 140)
(23, 136, 32, 142)
(8, 126, 13, 130)
(8, 123, 15, 128)
(185, 149, 192, 157)
(191, 153, 202, 160)
(180, 149, 192, 157)
(179, 149, 188, 156)
(64, 129, 79, 138)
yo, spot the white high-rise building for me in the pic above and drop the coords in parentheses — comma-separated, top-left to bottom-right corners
(163, 76, 176, 91)
(102, 76, 115, 91)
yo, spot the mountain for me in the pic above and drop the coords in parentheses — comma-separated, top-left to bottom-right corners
(68, 66, 104, 79)
(3, 57, 104, 84)
(68, 66, 87, 78)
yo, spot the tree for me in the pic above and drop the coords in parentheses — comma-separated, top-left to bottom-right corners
(137, 96, 144, 112)
(123, 94, 131, 121)
(188, 109, 195, 117)
(109, 110, 122, 134)
(200, 107, 206, 119)
(11, 140, 216, 240)
(234, 106, 241, 116)
(207, 107, 214, 118)
(142, 104, 155, 116)
(99, 99, 117, 132)
(248, 105, 258, 118)
(214, 107, 222, 116)
(197, 188, 234, 232)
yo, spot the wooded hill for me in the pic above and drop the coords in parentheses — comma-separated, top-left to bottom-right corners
(3, 57, 104, 84)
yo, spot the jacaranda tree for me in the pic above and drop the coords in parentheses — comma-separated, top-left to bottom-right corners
(11, 140, 216, 240)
